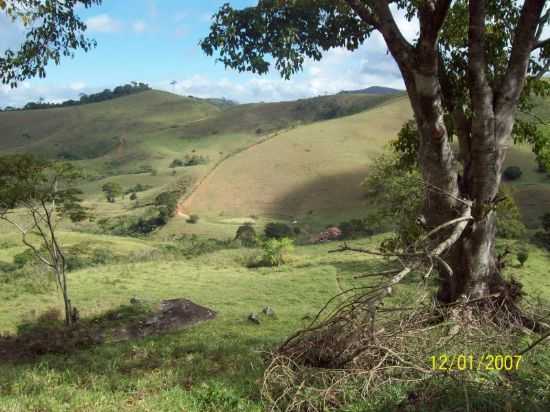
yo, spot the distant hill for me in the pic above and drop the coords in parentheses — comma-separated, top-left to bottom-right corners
(0, 89, 399, 161)
(339, 86, 404, 95)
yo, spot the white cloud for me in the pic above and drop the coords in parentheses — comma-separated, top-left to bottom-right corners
(70, 82, 87, 91)
(0, 82, 101, 108)
(85, 14, 122, 33)
(132, 20, 147, 33)
(154, 41, 405, 104)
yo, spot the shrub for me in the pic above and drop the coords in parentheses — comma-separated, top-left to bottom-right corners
(124, 183, 152, 194)
(138, 164, 153, 174)
(338, 218, 373, 240)
(495, 187, 526, 239)
(101, 181, 123, 203)
(183, 154, 209, 166)
(129, 192, 137, 201)
(541, 212, 550, 233)
(154, 191, 179, 217)
(169, 159, 185, 168)
(13, 249, 36, 268)
(517, 249, 529, 267)
(173, 235, 239, 258)
(64, 254, 89, 272)
(92, 248, 115, 265)
(258, 238, 294, 267)
(264, 222, 293, 239)
(502, 166, 522, 180)
(235, 224, 257, 246)
(188, 214, 200, 224)
(533, 230, 550, 250)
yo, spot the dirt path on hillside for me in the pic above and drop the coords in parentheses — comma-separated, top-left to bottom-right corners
(176, 128, 290, 217)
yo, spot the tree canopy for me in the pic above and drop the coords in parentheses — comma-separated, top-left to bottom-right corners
(0, 0, 102, 87)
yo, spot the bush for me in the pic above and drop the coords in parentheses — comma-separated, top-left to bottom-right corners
(98, 210, 168, 236)
(264, 222, 293, 239)
(188, 214, 200, 224)
(169, 159, 185, 168)
(503, 166, 522, 180)
(183, 154, 209, 167)
(13, 249, 36, 268)
(495, 187, 526, 239)
(154, 191, 179, 217)
(129, 192, 137, 201)
(92, 248, 115, 265)
(173, 235, 239, 258)
(517, 249, 529, 267)
(64, 254, 89, 272)
(338, 219, 373, 240)
(258, 238, 294, 267)
(235, 224, 257, 246)
(541, 212, 550, 233)
(124, 183, 152, 194)
(533, 230, 550, 250)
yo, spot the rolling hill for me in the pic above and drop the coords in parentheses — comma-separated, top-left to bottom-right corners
(1, 87, 549, 237)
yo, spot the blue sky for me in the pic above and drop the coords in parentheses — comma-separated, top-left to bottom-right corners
(0, 0, 414, 107)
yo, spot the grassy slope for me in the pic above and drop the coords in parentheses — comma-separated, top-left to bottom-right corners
(0, 90, 403, 230)
(503, 145, 550, 228)
(0, 233, 549, 411)
(165, 97, 412, 237)
(3, 89, 548, 234)
(0, 91, 222, 159)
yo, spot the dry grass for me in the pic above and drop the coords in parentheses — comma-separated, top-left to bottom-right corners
(185, 98, 413, 220)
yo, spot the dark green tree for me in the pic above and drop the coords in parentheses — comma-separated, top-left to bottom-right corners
(101, 182, 123, 203)
(0, 0, 102, 87)
(0, 155, 90, 326)
(202, 0, 549, 304)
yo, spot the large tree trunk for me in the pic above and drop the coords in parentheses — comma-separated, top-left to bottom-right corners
(352, 0, 546, 305)
(406, 69, 510, 304)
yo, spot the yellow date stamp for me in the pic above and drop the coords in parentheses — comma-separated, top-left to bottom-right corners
(430, 354, 522, 371)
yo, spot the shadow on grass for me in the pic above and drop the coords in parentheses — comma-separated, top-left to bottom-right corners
(365, 373, 550, 412)
(330, 260, 431, 287)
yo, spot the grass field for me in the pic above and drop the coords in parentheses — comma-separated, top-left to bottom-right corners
(1, 231, 549, 411)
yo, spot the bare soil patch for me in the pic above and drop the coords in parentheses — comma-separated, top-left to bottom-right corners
(0, 298, 216, 362)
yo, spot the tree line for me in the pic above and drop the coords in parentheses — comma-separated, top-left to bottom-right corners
(0, 82, 150, 112)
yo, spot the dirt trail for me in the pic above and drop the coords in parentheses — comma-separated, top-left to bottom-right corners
(177, 128, 290, 216)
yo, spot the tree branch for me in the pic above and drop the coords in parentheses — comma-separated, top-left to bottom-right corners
(496, 0, 547, 115)
(344, 0, 379, 28)
(468, 0, 492, 104)
(533, 37, 550, 51)
(348, 0, 415, 69)
(418, 0, 451, 46)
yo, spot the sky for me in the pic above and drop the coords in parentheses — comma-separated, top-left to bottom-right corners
(0, 0, 419, 108)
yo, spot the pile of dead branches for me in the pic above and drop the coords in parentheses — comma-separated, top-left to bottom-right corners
(261, 188, 550, 411)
